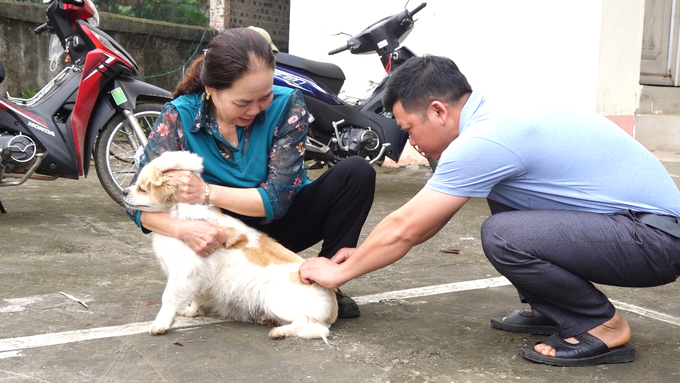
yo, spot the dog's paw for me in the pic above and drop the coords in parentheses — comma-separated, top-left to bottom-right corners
(257, 315, 280, 327)
(268, 327, 289, 340)
(149, 324, 169, 335)
(179, 306, 204, 317)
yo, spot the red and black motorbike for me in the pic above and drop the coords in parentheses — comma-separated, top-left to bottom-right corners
(0, 0, 172, 212)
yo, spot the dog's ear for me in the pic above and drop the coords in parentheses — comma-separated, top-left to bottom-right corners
(146, 164, 179, 205)
(182, 152, 205, 174)
(153, 151, 204, 174)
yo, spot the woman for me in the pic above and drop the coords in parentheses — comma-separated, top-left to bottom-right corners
(126, 28, 376, 318)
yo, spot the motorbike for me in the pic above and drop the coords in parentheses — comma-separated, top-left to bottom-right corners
(0, 0, 172, 212)
(274, 2, 428, 168)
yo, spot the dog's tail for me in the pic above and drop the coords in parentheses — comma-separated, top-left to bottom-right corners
(298, 321, 331, 345)
(269, 318, 331, 345)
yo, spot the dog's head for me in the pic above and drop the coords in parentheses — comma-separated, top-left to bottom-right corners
(124, 151, 204, 212)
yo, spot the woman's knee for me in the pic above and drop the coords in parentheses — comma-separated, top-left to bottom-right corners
(329, 157, 376, 191)
(339, 156, 376, 180)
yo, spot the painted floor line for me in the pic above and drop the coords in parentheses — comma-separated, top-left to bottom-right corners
(353, 276, 512, 304)
(610, 299, 680, 327)
(0, 316, 228, 353)
(0, 277, 510, 353)
(1, 276, 679, 354)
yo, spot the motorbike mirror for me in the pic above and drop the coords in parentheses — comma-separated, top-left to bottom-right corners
(331, 2, 426, 57)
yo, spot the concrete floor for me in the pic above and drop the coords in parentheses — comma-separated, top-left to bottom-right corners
(1, 155, 680, 382)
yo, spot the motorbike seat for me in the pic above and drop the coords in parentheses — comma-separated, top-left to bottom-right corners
(275, 52, 345, 95)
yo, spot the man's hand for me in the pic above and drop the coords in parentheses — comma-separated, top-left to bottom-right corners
(330, 247, 356, 264)
(299, 257, 345, 288)
(178, 219, 228, 257)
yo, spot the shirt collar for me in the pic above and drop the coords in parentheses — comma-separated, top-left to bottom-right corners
(457, 91, 487, 135)
(190, 92, 268, 133)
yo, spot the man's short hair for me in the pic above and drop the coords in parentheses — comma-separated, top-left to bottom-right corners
(383, 55, 472, 116)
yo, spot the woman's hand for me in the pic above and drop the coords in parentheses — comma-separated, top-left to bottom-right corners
(177, 219, 228, 257)
(166, 170, 206, 205)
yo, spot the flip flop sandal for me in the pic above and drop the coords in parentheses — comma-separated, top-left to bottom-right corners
(490, 309, 558, 335)
(519, 332, 635, 367)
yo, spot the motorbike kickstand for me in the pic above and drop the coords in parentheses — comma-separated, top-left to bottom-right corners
(0, 199, 6, 213)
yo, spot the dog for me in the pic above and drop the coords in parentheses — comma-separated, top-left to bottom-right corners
(124, 151, 338, 341)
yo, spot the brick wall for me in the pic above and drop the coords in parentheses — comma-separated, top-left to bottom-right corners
(210, 0, 290, 52)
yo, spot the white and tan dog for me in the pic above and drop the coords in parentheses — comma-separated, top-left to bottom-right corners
(124, 151, 337, 341)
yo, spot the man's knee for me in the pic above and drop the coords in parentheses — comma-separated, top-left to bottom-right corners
(481, 212, 518, 264)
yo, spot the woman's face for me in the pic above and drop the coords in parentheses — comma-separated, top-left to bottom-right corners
(208, 63, 274, 127)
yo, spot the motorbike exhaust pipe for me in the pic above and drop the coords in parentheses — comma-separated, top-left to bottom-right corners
(0, 153, 45, 187)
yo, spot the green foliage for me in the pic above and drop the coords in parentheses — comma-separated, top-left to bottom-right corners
(95, 0, 209, 26)
(13, 0, 209, 25)
(12, 0, 210, 25)
(177, 3, 209, 26)
(10, 89, 37, 99)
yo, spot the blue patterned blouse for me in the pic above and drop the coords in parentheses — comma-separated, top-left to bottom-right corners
(126, 86, 311, 227)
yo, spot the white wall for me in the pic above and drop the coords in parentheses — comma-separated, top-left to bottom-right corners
(596, 0, 645, 116)
(290, 0, 604, 112)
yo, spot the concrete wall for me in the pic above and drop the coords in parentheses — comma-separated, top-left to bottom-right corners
(596, 0, 645, 136)
(0, 0, 216, 96)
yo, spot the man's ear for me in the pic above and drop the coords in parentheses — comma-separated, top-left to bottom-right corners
(428, 100, 448, 125)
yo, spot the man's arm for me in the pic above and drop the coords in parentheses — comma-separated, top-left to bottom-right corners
(299, 187, 470, 288)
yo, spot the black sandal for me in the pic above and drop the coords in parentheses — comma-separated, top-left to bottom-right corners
(520, 332, 635, 367)
(490, 309, 558, 335)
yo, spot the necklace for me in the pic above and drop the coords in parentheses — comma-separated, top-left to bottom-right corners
(209, 104, 238, 147)
(217, 123, 238, 147)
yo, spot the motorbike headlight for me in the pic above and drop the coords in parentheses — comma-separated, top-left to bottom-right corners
(85, 0, 100, 27)
(91, 31, 135, 69)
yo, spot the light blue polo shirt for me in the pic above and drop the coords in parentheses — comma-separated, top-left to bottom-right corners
(426, 92, 680, 217)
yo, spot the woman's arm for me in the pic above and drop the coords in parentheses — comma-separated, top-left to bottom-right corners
(165, 90, 308, 221)
(258, 89, 309, 220)
(125, 104, 185, 225)
(164, 170, 266, 217)
(126, 104, 227, 255)
(139, 211, 227, 257)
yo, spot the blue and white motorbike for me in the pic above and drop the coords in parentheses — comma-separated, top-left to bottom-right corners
(274, 2, 427, 168)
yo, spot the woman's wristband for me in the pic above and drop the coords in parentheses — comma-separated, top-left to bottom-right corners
(204, 182, 211, 205)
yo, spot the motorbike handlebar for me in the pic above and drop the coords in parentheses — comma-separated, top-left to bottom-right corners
(34, 23, 51, 35)
(328, 44, 349, 55)
(410, 2, 427, 16)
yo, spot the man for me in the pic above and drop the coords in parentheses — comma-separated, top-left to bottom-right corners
(299, 55, 680, 367)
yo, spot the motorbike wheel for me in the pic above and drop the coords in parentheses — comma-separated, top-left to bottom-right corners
(94, 102, 164, 206)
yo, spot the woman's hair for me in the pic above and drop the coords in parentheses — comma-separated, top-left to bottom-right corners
(172, 27, 277, 98)
(382, 55, 472, 117)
